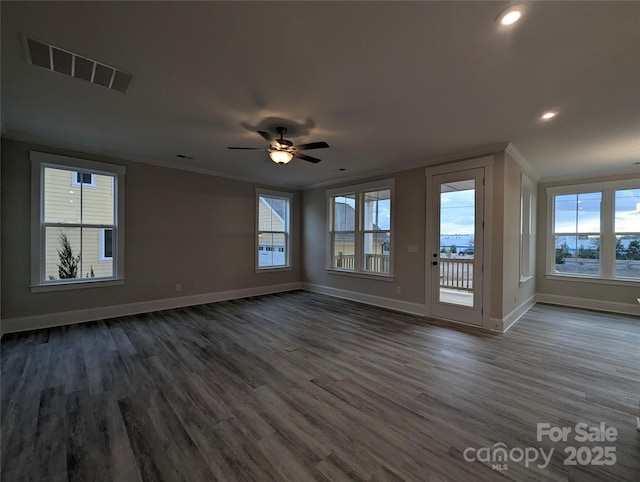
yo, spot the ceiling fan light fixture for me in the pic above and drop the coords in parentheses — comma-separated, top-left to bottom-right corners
(228, 125, 327, 164)
(269, 150, 294, 164)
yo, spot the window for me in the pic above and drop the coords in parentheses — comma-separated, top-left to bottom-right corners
(327, 179, 394, 276)
(331, 193, 356, 270)
(72, 171, 96, 188)
(547, 179, 640, 282)
(256, 189, 292, 270)
(553, 192, 602, 275)
(30, 151, 126, 291)
(615, 188, 640, 278)
(520, 173, 535, 282)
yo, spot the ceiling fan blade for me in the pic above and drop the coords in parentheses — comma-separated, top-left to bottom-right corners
(257, 130, 274, 142)
(295, 152, 322, 164)
(293, 141, 329, 151)
(227, 147, 266, 150)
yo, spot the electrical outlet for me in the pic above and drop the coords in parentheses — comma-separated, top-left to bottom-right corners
(192, 282, 198, 290)
(396, 286, 401, 294)
(175, 284, 181, 292)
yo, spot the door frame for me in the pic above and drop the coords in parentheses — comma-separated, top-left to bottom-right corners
(425, 156, 493, 329)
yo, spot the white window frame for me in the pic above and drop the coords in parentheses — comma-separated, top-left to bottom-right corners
(326, 178, 395, 279)
(30, 151, 126, 292)
(71, 171, 96, 188)
(255, 188, 292, 272)
(520, 173, 535, 283)
(99, 227, 113, 262)
(546, 178, 640, 285)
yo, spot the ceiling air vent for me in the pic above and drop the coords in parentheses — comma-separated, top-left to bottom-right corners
(23, 36, 133, 94)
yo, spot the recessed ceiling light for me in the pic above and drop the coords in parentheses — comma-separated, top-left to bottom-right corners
(541, 111, 558, 120)
(496, 6, 523, 26)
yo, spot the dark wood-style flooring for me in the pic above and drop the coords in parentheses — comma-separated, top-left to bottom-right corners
(1, 291, 639, 481)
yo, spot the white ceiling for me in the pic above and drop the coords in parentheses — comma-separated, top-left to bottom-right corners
(2, 1, 639, 188)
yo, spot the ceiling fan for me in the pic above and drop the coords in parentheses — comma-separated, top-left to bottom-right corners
(227, 127, 329, 165)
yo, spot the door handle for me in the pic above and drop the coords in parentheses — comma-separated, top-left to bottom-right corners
(432, 261, 438, 266)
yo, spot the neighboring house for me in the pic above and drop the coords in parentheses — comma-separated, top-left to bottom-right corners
(44, 169, 114, 279)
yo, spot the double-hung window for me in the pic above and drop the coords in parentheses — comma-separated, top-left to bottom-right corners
(30, 152, 125, 291)
(256, 189, 292, 270)
(327, 179, 394, 276)
(547, 179, 640, 282)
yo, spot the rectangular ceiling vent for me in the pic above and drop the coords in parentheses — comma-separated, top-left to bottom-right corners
(23, 36, 133, 94)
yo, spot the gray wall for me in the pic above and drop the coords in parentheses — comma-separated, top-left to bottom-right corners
(1, 138, 301, 322)
(4, 134, 634, 330)
(489, 152, 506, 320)
(302, 152, 539, 325)
(501, 151, 537, 317)
(302, 168, 427, 305)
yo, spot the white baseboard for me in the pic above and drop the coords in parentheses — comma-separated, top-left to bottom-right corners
(502, 295, 537, 333)
(488, 317, 504, 333)
(1, 282, 302, 335)
(536, 293, 640, 317)
(301, 282, 426, 317)
(6, 283, 634, 337)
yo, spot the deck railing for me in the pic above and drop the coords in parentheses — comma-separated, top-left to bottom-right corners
(364, 254, 390, 273)
(332, 254, 472, 286)
(334, 253, 355, 269)
(440, 258, 473, 291)
(333, 253, 390, 273)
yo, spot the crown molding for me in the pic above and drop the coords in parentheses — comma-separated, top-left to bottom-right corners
(1, 132, 304, 190)
(505, 142, 539, 181)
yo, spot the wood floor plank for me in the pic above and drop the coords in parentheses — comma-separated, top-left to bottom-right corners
(2, 291, 639, 481)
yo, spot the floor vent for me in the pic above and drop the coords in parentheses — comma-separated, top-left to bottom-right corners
(23, 36, 133, 94)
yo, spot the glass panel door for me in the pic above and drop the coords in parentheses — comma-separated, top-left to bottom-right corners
(430, 168, 484, 326)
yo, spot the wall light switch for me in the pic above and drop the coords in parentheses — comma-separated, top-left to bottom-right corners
(408, 245, 418, 253)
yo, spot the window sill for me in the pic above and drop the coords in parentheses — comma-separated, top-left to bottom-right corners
(545, 274, 640, 287)
(326, 268, 394, 282)
(519, 275, 533, 286)
(255, 266, 292, 273)
(31, 278, 125, 293)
